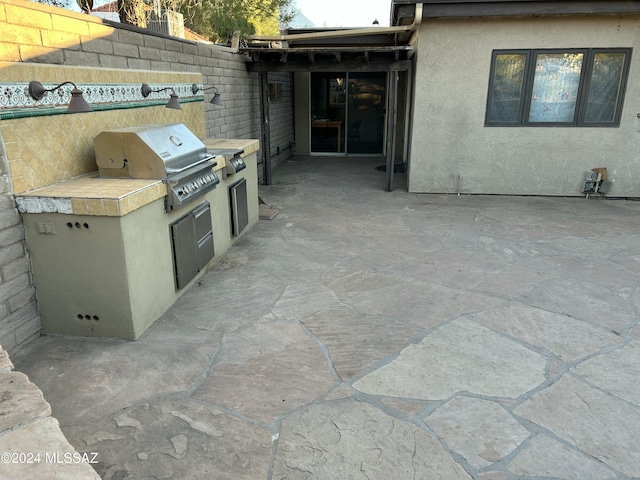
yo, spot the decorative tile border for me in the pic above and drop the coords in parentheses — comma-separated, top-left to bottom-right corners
(0, 82, 204, 119)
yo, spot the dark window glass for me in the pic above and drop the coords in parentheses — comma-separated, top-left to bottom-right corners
(584, 52, 627, 123)
(485, 48, 631, 127)
(268, 82, 283, 101)
(488, 53, 527, 124)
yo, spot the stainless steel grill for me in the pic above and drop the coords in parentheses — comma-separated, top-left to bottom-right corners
(207, 147, 246, 175)
(94, 123, 220, 211)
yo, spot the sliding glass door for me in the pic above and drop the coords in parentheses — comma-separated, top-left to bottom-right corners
(310, 72, 387, 155)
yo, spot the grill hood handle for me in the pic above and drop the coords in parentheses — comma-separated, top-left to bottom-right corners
(165, 154, 217, 174)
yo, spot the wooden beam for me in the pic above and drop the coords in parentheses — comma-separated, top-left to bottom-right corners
(246, 59, 412, 73)
(259, 71, 272, 185)
(246, 24, 415, 42)
(385, 71, 399, 192)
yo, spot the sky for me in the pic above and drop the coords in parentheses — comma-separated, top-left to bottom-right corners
(293, 0, 391, 28)
(74, 0, 392, 28)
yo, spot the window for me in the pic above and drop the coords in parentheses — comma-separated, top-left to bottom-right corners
(485, 48, 632, 127)
(268, 82, 283, 102)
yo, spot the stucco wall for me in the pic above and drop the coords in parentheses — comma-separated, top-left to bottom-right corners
(409, 14, 640, 196)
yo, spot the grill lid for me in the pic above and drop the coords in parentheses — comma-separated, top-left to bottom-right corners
(94, 124, 211, 179)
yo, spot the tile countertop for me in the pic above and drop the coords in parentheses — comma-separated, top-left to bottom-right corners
(16, 174, 167, 217)
(203, 138, 259, 155)
(15, 138, 260, 217)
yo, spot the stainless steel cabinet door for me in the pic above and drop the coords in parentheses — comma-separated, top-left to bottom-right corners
(171, 201, 214, 290)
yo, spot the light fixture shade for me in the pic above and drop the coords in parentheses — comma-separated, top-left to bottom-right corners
(210, 93, 223, 106)
(165, 93, 182, 110)
(28, 80, 91, 112)
(192, 83, 223, 106)
(141, 83, 181, 109)
(68, 87, 92, 112)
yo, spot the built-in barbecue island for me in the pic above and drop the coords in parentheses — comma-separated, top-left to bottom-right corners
(16, 125, 259, 340)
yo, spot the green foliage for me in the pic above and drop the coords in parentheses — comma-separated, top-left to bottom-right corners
(180, 0, 294, 42)
(31, 0, 292, 43)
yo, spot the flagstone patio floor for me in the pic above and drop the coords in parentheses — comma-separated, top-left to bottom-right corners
(10, 156, 640, 479)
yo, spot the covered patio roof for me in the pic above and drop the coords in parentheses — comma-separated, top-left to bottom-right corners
(240, 20, 418, 73)
(239, 7, 422, 190)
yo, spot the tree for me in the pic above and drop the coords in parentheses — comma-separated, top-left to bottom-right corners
(117, 0, 147, 27)
(179, 0, 294, 42)
(31, 0, 72, 8)
(76, 0, 93, 14)
(31, 0, 293, 42)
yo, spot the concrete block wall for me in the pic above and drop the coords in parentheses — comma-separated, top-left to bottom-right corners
(0, 128, 38, 352)
(0, 0, 262, 143)
(0, 0, 294, 351)
(268, 72, 295, 172)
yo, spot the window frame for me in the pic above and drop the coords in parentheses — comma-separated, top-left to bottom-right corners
(485, 48, 632, 127)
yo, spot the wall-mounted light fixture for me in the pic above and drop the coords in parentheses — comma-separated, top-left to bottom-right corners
(141, 83, 181, 110)
(28, 81, 92, 112)
(191, 84, 223, 106)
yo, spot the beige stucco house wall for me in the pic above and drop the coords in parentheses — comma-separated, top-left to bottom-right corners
(408, 14, 640, 196)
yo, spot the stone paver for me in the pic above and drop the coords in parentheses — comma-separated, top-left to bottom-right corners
(472, 302, 622, 362)
(514, 375, 640, 477)
(7, 157, 640, 479)
(353, 318, 547, 400)
(301, 305, 420, 380)
(572, 340, 640, 406)
(344, 279, 505, 330)
(192, 321, 336, 424)
(273, 402, 471, 479)
(13, 335, 214, 425)
(425, 396, 530, 469)
(536, 278, 636, 333)
(506, 434, 620, 479)
(69, 399, 272, 479)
